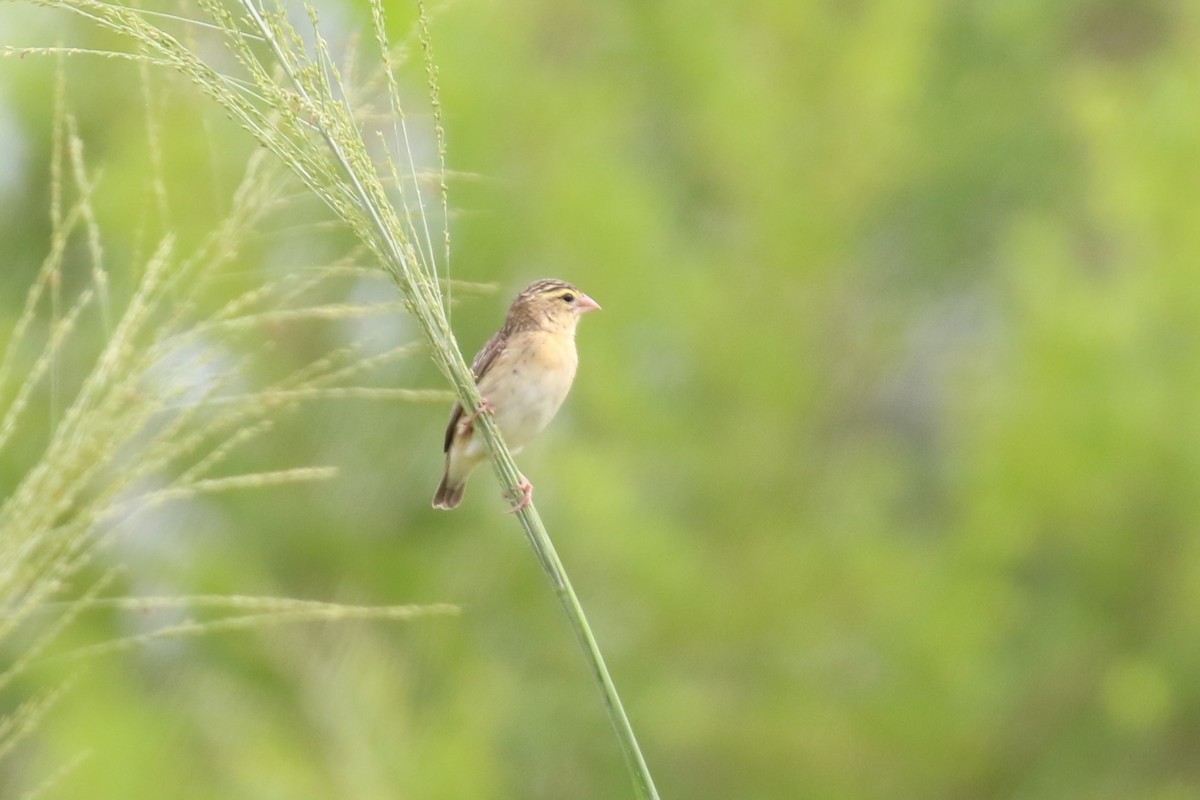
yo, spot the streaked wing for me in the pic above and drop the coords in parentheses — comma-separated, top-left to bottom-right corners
(443, 328, 510, 453)
(471, 328, 509, 380)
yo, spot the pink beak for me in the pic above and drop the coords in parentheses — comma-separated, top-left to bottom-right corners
(575, 293, 601, 314)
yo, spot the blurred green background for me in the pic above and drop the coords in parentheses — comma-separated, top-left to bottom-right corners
(3, 0, 1200, 798)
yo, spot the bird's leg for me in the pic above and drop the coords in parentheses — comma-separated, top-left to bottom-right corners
(505, 473, 534, 514)
(461, 396, 495, 429)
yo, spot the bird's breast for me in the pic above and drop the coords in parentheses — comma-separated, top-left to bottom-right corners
(478, 331, 578, 451)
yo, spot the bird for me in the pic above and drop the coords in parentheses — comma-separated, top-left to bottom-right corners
(433, 279, 601, 510)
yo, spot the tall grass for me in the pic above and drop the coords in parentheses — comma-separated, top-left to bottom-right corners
(0, 70, 458, 796)
(5, 2, 659, 797)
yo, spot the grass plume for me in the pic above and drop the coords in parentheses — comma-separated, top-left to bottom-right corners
(5, 2, 660, 797)
(0, 62, 458, 791)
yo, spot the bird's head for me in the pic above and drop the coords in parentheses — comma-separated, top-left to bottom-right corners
(507, 279, 601, 334)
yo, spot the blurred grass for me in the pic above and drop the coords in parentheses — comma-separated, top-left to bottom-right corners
(0, 43, 464, 796)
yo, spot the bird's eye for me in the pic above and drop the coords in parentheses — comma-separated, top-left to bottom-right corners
(561, 293, 575, 303)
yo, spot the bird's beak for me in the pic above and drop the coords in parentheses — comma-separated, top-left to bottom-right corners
(575, 293, 601, 314)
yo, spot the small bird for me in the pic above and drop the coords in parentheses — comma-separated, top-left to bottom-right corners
(433, 279, 601, 510)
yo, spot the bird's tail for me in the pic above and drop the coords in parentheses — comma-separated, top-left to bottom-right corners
(432, 472, 466, 510)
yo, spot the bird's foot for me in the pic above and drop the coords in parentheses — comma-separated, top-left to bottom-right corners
(463, 396, 495, 428)
(505, 474, 534, 514)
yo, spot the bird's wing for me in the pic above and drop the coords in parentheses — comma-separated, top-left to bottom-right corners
(470, 328, 509, 380)
(443, 328, 509, 453)
(442, 402, 463, 453)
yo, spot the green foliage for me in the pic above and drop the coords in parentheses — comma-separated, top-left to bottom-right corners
(4, 0, 1200, 798)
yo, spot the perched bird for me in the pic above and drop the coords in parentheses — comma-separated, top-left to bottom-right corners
(433, 279, 601, 510)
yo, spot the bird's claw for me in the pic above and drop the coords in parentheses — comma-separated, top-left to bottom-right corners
(505, 475, 534, 514)
(463, 397, 495, 428)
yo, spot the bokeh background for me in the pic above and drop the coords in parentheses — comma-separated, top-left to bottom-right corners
(3, 0, 1200, 798)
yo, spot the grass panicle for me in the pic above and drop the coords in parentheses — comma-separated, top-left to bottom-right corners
(0, 54, 458, 789)
(54, 597, 460, 663)
(6, 3, 660, 797)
